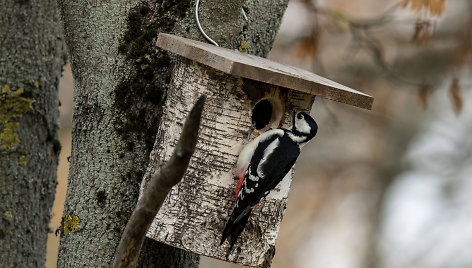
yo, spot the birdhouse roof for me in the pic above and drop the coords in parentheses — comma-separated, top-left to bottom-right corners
(157, 33, 373, 110)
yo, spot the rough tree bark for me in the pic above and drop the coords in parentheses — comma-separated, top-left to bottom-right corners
(56, 0, 288, 267)
(0, 0, 64, 266)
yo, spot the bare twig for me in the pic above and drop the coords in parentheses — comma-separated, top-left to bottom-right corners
(307, 3, 429, 88)
(113, 95, 207, 268)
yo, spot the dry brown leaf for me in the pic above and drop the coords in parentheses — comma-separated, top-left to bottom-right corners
(295, 34, 320, 60)
(398, 0, 445, 16)
(412, 20, 431, 43)
(455, 9, 472, 66)
(418, 84, 432, 109)
(449, 77, 462, 115)
(411, 0, 424, 13)
(430, 0, 445, 16)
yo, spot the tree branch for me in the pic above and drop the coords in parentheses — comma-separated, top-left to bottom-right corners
(113, 95, 206, 268)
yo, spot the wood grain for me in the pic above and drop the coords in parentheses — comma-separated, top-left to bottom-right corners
(140, 58, 315, 267)
(157, 33, 373, 110)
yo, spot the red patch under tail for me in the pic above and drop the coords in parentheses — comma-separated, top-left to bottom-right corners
(235, 171, 245, 200)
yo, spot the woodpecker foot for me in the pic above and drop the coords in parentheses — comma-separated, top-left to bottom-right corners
(245, 124, 256, 141)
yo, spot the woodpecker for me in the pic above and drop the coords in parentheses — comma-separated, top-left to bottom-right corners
(220, 111, 318, 249)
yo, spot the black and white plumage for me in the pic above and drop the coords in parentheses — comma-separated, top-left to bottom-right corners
(220, 111, 318, 249)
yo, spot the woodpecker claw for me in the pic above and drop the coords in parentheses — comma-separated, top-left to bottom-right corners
(245, 123, 256, 141)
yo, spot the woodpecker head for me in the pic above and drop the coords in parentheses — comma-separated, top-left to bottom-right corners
(291, 111, 318, 143)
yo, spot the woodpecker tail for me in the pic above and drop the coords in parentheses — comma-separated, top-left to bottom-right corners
(220, 209, 252, 249)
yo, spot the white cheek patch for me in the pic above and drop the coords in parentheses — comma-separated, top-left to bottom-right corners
(295, 117, 311, 134)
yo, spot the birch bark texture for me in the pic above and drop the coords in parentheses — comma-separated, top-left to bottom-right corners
(141, 58, 314, 267)
(0, 0, 63, 266)
(56, 0, 289, 266)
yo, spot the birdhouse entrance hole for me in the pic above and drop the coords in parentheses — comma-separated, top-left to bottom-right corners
(251, 96, 284, 132)
(242, 79, 286, 133)
(252, 99, 272, 130)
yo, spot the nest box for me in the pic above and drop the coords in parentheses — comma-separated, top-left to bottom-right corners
(140, 33, 373, 267)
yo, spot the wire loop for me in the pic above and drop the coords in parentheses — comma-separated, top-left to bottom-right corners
(195, 0, 248, 47)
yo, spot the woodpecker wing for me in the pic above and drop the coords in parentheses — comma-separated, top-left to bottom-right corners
(242, 133, 300, 206)
(221, 131, 300, 248)
(233, 129, 285, 180)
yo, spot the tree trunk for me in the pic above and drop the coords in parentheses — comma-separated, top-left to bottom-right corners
(56, 0, 288, 267)
(0, 0, 63, 266)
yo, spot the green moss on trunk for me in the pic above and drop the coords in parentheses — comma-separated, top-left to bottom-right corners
(114, 1, 191, 155)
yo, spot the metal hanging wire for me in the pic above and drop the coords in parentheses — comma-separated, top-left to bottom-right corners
(195, 0, 248, 47)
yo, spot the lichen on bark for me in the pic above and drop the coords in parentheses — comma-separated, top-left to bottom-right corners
(0, 84, 33, 150)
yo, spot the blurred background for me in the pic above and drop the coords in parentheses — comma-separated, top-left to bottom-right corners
(47, 0, 472, 267)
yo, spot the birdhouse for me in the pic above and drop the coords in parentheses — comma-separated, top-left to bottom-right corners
(139, 33, 373, 267)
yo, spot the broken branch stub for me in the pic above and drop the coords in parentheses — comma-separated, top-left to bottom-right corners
(113, 96, 206, 268)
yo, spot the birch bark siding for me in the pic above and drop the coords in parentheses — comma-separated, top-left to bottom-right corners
(141, 58, 314, 267)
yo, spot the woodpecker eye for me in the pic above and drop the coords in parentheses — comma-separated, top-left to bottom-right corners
(297, 113, 303, 120)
